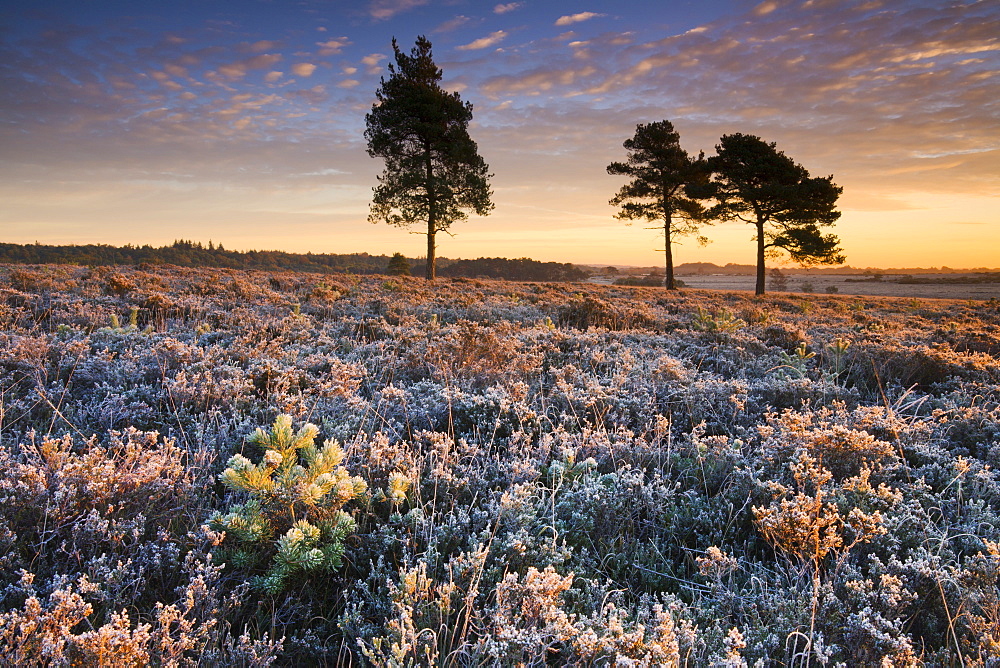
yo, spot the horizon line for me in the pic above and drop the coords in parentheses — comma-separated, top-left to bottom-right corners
(2, 239, 998, 274)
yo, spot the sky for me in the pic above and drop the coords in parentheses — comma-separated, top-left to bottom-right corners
(1, 0, 998, 269)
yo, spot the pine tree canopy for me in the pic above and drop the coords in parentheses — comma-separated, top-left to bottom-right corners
(607, 120, 709, 290)
(701, 133, 844, 294)
(365, 36, 493, 280)
(386, 252, 411, 276)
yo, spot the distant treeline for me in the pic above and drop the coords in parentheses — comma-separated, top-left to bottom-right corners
(895, 272, 1000, 284)
(0, 241, 392, 273)
(0, 242, 589, 282)
(437, 257, 588, 282)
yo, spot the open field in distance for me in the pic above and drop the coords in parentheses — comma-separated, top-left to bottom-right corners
(587, 273, 1000, 300)
(0, 263, 998, 665)
(676, 273, 1000, 300)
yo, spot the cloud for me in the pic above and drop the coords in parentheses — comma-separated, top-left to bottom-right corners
(457, 31, 508, 51)
(753, 1, 780, 16)
(215, 53, 283, 80)
(295, 168, 348, 177)
(214, 93, 283, 118)
(362, 53, 387, 74)
(464, 0, 999, 200)
(885, 159, 965, 175)
(249, 40, 282, 52)
(149, 70, 184, 91)
(554, 12, 605, 27)
(316, 38, 350, 56)
(286, 85, 327, 104)
(368, 0, 428, 20)
(2, 0, 996, 266)
(481, 63, 600, 96)
(436, 15, 473, 33)
(291, 63, 317, 77)
(494, 3, 522, 13)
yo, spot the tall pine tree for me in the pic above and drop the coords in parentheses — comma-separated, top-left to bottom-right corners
(607, 121, 709, 290)
(702, 134, 844, 295)
(365, 36, 493, 280)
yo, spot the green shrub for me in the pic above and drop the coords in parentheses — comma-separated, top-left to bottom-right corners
(691, 306, 745, 334)
(209, 415, 367, 594)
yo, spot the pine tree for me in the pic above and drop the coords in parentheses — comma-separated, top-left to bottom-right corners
(607, 121, 709, 290)
(701, 134, 844, 295)
(386, 252, 411, 276)
(365, 36, 493, 280)
(209, 415, 367, 594)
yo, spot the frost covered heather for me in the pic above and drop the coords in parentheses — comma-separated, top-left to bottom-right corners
(1, 263, 999, 665)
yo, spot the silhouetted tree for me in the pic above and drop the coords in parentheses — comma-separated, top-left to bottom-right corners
(607, 121, 709, 290)
(365, 36, 493, 280)
(701, 133, 844, 295)
(386, 252, 411, 276)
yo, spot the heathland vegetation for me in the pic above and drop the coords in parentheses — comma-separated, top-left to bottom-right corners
(0, 263, 998, 664)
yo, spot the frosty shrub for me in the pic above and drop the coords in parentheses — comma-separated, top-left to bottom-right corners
(557, 293, 657, 330)
(360, 555, 690, 667)
(0, 526, 281, 666)
(0, 428, 210, 614)
(753, 453, 887, 572)
(757, 405, 897, 479)
(1, 264, 999, 664)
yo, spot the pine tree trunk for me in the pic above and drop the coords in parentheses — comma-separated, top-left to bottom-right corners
(426, 224, 436, 280)
(755, 220, 766, 295)
(664, 213, 676, 290)
(425, 143, 437, 281)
